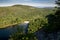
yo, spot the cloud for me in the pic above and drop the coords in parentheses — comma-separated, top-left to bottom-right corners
(16, 3, 56, 7)
(23, 0, 30, 1)
(0, 2, 56, 7)
(0, 0, 11, 3)
(0, 0, 56, 7)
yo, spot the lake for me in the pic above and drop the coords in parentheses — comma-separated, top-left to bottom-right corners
(0, 23, 29, 40)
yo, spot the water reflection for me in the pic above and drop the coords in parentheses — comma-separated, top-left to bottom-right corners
(0, 23, 29, 40)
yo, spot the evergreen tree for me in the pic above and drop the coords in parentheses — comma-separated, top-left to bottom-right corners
(54, 0, 60, 30)
(45, 0, 60, 32)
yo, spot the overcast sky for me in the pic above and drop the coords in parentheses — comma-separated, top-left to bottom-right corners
(0, 0, 56, 7)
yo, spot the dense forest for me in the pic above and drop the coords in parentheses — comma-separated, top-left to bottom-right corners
(0, 5, 54, 28)
(7, 5, 56, 40)
(0, 0, 60, 40)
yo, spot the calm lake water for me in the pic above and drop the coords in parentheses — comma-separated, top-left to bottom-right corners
(0, 23, 28, 40)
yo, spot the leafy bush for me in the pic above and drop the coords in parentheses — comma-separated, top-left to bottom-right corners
(28, 17, 48, 33)
(9, 25, 38, 40)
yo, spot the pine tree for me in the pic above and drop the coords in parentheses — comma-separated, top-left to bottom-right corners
(45, 0, 60, 32)
(54, 0, 60, 30)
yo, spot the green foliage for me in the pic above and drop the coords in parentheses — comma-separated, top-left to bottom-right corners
(0, 5, 54, 28)
(52, 0, 60, 31)
(9, 33, 37, 40)
(44, 0, 60, 32)
(28, 17, 48, 33)
(9, 26, 38, 40)
(6, 5, 57, 40)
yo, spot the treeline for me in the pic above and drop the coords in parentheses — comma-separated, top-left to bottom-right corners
(9, 16, 48, 40)
(0, 5, 54, 28)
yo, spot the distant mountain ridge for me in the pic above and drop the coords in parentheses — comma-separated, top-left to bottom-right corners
(0, 4, 54, 28)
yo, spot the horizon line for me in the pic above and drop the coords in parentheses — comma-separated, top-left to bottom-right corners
(0, 3, 57, 8)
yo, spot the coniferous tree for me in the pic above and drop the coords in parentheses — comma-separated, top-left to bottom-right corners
(54, 0, 60, 30)
(45, 0, 60, 32)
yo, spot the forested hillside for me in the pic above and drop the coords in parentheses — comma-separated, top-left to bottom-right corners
(0, 5, 55, 28)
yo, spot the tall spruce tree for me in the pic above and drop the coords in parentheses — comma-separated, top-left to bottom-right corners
(45, 0, 60, 32)
(54, 0, 60, 30)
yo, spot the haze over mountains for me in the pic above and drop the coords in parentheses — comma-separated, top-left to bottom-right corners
(0, 0, 56, 8)
(0, 4, 56, 8)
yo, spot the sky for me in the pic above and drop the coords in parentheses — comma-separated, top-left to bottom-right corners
(0, 0, 57, 7)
